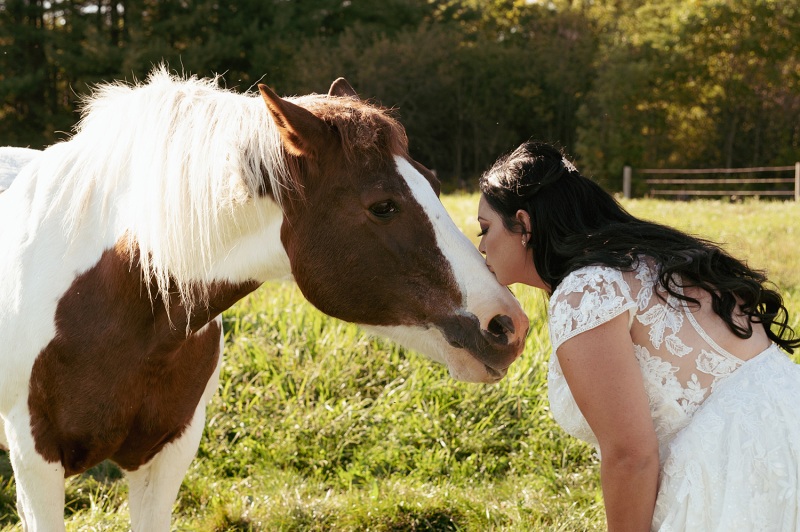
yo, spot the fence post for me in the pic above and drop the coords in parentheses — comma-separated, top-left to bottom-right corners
(623, 166, 632, 199)
(795, 162, 799, 201)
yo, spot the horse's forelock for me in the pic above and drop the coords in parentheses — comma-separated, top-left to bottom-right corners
(296, 95, 409, 163)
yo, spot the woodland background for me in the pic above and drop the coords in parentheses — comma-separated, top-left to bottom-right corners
(1, 0, 799, 190)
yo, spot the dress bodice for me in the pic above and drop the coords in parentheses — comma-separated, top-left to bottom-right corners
(547, 258, 762, 456)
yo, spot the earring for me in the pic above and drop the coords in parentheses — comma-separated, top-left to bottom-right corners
(521, 239, 527, 247)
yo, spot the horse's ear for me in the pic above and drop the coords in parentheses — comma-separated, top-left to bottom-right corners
(328, 77, 359, 100)
(258, 84, 331, 158)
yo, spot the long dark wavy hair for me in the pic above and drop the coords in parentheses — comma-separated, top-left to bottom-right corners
(479, 141, 799, 354)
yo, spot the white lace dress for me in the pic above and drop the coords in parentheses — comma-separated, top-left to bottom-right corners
(547, 259, 800, 531)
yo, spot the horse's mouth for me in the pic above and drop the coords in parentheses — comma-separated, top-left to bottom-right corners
(456, 347, 513, 382)
(447, 340, 508, 380)
(484, 364, 506, 380)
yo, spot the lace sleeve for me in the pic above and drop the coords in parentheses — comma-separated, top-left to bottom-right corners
(548, 265, 638, 351)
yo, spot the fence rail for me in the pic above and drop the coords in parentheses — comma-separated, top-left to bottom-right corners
(622, 163, 800, 201)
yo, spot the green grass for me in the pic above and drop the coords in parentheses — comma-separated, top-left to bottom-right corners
(1, 197, 798, 531)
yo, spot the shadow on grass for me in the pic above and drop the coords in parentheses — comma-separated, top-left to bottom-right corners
(381, 507, 461, 532)
(64, 460, 124, 516)
(278, 504, 462, 532)
(0, 451, 17, 527)
(211, 514, 256, 532)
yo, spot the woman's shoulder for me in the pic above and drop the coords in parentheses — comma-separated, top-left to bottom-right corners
(550, 265, 640, 313)
(553, 263, 628, 297)
(548, 263, 641, 350)
(553, 257, 659, 298)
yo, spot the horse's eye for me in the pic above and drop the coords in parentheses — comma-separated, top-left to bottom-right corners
(368, 200, 399, 219)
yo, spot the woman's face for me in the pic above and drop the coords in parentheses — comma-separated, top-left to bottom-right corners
(477, 195, 547, 290)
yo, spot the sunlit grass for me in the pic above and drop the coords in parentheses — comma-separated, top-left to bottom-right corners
(1, 196, 797, 530)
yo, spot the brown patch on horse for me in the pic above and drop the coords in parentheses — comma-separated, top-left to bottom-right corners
(28, 240, 259, 476)
(257, 83, 455, 329)
(277, 153, 459, 329)
(281, 178, 461, 325)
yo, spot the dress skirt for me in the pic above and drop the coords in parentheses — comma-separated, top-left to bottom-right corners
(653, 344, 800, 531)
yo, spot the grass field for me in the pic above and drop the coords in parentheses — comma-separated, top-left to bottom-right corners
(1, 196, 798, 531)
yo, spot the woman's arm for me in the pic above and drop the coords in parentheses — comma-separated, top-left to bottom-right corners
(556, 312, 659, 531)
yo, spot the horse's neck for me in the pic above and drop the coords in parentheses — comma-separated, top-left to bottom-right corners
(196, 195, 292, 285)
(116, 193, 290, 311)
(123, 199, 282, 333)
(3, 147, 291, 317)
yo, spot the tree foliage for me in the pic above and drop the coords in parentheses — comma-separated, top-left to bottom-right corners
(0, 0, 798, 187)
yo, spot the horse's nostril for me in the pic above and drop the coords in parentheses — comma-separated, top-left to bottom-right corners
(487, 314, 515, 338)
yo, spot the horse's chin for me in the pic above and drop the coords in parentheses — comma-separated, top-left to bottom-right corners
(363, 324, 508, 384)
(442, 351, 508, 384)
(415, 345, 508, 384)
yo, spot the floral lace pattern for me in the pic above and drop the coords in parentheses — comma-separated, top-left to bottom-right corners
(547, 260, 745, 450)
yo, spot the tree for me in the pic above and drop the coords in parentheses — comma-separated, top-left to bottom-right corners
(0, 0, 52, 146)
(575, 0, 800, 188)
(677, 0, 800, 167)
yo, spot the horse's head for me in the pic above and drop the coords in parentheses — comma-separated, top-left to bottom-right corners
(258, 80, 529, 383)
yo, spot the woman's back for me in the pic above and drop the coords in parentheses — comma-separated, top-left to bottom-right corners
(548, 257, 774, 451)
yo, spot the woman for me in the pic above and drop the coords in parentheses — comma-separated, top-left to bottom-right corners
(477, 141, 800, 531)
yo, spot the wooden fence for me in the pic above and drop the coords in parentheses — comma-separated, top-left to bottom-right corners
(622, 163, 800, 201)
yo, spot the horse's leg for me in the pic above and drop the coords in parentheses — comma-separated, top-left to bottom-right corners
(5, 404, 66, 531)
(126, 407, 207, 531)
(126, 320, 224, 531)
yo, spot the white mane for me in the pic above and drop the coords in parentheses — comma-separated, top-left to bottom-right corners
(53, 66, 293, 313)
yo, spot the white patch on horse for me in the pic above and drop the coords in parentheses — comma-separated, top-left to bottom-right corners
(0, 416, 8, 451)
(393, 156, 522, 329)
(4, 400, 67, 531)
(365, 156, 528, 383)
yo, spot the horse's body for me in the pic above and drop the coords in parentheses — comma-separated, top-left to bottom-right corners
(0, 68, 528, 531)
(0, 146, 39, 192)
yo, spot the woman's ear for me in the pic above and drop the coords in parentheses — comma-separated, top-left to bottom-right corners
(515, 209, 532, 236)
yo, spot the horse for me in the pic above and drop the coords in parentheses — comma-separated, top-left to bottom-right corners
(0, 67, 529, 531)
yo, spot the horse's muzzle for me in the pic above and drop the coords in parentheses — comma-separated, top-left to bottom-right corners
(438, 311, 527, 373)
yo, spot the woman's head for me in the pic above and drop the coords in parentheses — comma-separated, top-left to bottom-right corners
(478, 141, 635, 291)
(478, 140, 799, 354)
(476, 194, 543, 288)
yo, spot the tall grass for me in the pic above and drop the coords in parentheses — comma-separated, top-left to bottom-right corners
(1, 197, 797, 531)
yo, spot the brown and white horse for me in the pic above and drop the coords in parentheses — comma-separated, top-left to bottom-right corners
(0, 67, 528, 530)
